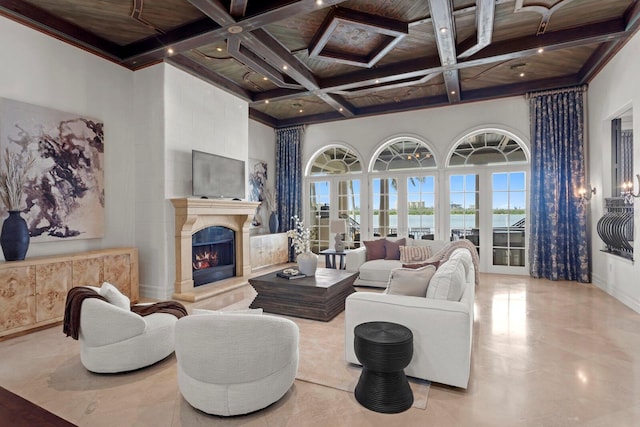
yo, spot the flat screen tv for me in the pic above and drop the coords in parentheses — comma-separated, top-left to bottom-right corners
(192, 150, 246, 199)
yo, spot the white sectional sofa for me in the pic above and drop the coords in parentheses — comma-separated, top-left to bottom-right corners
(345, 237, 449, 288)
(344, 247, 476, 388)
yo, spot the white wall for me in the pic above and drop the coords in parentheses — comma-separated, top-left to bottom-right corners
(0, 16, 135, 259)
(588, 30, 640, 313)
(164, 65, 249, 199)
(133, 64, 166, 299)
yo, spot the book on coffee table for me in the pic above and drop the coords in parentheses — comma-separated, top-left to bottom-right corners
(276, 270, 306, 280)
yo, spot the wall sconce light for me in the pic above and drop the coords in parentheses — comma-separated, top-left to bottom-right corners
(579, 186, 596, 203)
(621, 174, 640, 204)
(330, 219, 347, 252)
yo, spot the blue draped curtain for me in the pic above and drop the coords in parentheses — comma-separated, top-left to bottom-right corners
(529, 86, 590, 283)
(275, 125, 304, 261)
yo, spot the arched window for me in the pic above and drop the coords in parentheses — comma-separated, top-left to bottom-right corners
(373, 138, 437, 171)
(310, 146, 362, 175)
(371, 137, 437, 240)
(448, 131, 527, 166)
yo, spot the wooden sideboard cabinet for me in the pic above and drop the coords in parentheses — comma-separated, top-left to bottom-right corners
(0, 247, 139, 339)
(250, 233, 289, 271)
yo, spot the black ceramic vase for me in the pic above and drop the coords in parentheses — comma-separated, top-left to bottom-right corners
(1, 211, 30, 261)
(269, 212, 279, 234)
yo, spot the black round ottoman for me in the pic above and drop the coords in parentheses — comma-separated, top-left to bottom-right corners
(353, 321, 414, 413)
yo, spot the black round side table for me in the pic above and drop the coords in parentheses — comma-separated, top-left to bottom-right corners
(353, 321, 414, 413)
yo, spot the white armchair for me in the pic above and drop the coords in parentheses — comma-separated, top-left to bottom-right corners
(79, 297, 177, 373)
(174, 313, 299, 416)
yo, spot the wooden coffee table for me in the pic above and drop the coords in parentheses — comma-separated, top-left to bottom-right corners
(249, 268, 357, 321)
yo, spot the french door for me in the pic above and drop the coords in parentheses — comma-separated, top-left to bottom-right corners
(447, 168, 528, 274)
(371, 173, 436, 240)
(307, 177, 362, 252)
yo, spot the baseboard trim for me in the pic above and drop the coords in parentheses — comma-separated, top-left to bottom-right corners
(591, 274, 640, 314)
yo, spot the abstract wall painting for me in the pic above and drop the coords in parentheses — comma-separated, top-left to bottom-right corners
(0, 98, 105, 242)
(248, 158, 270, 233)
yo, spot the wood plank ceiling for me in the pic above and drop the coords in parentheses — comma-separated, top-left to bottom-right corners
(1, 0, 638, 128)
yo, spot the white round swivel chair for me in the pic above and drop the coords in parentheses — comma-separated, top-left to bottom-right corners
(175, 313, 299, 416)
(79, 298, 177, 373)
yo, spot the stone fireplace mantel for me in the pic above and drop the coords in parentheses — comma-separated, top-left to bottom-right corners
(171, 198, 259, 300)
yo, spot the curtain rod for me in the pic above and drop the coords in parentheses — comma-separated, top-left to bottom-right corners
(526, 84, 588, 99)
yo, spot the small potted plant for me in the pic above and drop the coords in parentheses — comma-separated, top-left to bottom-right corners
(287, 215, 317, 276)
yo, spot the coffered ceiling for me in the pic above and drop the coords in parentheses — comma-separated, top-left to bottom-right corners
(1, 0, 638, 128)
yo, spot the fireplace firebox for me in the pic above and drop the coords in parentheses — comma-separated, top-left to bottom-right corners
(192, 226, 235, 286)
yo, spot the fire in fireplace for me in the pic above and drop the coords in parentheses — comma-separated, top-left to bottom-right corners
(192, 226, 235, 286)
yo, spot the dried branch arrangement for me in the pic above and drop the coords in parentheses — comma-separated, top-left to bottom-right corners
(0, 148, 35, 211)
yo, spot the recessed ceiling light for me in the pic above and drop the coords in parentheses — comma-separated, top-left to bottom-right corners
(339, 108, 343, 112)
(167, 48, 174, 55)
(537, 48, 544, 53)
(299, 109, 304, 113)
(263, 77, 268, 81)
(265, 100, 270, 104)
(375, 79, 380, 84)
(451, 90, 456, 95)
(316, 0, 323, 5)
(440, 27, 448, 33)
(216, 47, 223, 52)
(510, 63, 527, 76)
(283, 65, 288, 70)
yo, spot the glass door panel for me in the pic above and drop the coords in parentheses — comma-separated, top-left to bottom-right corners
(337, 179, 361, 248)
(449, 174, 480, 254)
(407, 176, 435, 240)
(309, 180, 330, 252)
(372, 178, 397, 237)
(492, 172, 526, 267)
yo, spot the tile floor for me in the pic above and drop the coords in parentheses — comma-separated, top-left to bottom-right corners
(1, 273, 640, 426)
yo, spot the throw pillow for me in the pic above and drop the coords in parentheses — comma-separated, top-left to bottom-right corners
(399, 245, 432, 263)
(402, 260, 440, 270)
(192, 308, 263, 315)
(384, 238, 406, 260)
(99, 282, 130, 310)
(363, 239, 386, 261)
(386, 265, 437, 297)
(426, 255, 466, 301)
